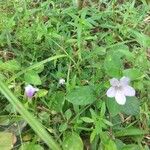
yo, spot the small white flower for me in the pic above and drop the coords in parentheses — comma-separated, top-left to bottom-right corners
(106, 77, 135, 105)
(25, 84, 39, 98)
(59, 78, 65, 85)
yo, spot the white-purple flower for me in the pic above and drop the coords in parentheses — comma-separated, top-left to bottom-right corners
(106, 77, 135, 105)
(59, 78, 65, 85)
(25, 85, 39, 98)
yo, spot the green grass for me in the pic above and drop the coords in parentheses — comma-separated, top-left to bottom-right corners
(0, 0, 150, 149)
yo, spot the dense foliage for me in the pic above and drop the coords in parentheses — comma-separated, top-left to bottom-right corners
(0, 0, 150, 149)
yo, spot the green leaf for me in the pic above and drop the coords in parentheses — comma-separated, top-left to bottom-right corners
(50, 91, 65, 112)
(19, 143, 44, 150)
(59, 122, 68, 132)
(106, 98, 121, 117)
(93, 46, 106, 56)
(104, 53, 123, 77)
(62, 132, 83, 150)
(105, 139, 118, 150)
(115, 139, 125, 150)
(115, 127, 148, 137)
(103, 119, 113, 126)
(0, 132, 15, 150)
(123, 68, 143, 80)
(0, 60, 21, 72)
(100, 102, 106, 117)
(131, 30, 150, 47)
(34, 64, 44, 73)
(111, 44, 134, 60)
(107, 97, 140, 116)
(122, 144, 140, 150)
(65, 109, 72, 120)
(37, 89, 48, 97)
(120, 97, 140, 115)
(81, 117, 94, 123)
(100, 132, 117, 150)
(0, 117, 10, 126)
(24, 71, 42, 85)
(66, 86, 96, 105)
(90, 130, 97, 142)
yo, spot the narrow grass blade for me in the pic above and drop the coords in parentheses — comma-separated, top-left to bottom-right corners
(0, 79, 61, 150)
(8, 54, 66, 83)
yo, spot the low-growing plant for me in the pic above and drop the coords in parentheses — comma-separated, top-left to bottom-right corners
(0, 0, 150, 149)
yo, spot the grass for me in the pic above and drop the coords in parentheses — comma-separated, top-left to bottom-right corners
(0, 0, 150, 149)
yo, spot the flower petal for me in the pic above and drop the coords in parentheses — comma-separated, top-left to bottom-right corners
(25, 85, 38, 98)
(120, 76, 130, 86)
(106, 87, 116, 97)
(115, 90, 126, 105)
(25, 85, 33, 91)
(123, 85, 135, 96)
(59, 78, 65, 85)
(110, 78, 119, 86)
(26, 90, 35, 98)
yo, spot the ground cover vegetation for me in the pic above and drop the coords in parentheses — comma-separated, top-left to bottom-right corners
(0, 0, 150, 149)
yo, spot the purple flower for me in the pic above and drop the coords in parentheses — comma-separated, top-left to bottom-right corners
(25, 85, 39, 98)
(106, 77, 135, 105)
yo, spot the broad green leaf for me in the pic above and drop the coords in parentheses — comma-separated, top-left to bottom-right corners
(19, 143, 44, 150)
(65, 109, 72, 120)
(0, 132, 16, 150)
(100, 131, 110, 143)
(100, 132, 117, 150)
(37, 89, 48, 97)
(62, 132, 83, 150)
(0, 59, 21, 72)
(115, 127, 148, 137)
(107, 97, 140, 116)
(104, 53, 123, 77)
(50, 91, 65, 112)
(120, 97, 140, 115)
(118, 49, 134, 60)
(104, 140, 117, 150)
(59, 122, 68, 132)
(110, 44, 134, 60)
(106, 98, 121, 117)
(66, 86, 96, 105)
(123, 68, 143, 80)
(24, 71, 42, 85)
(93, 46, 106, 56)
(34, 64, 44, 73)
(134, 81, 144, 90)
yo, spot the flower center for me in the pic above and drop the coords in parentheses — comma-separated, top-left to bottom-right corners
(115, 84, 123, 91)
